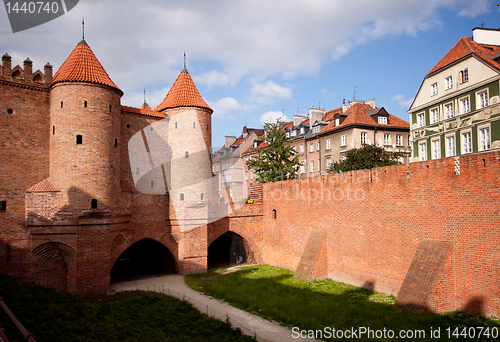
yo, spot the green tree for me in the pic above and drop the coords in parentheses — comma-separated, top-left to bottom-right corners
(328, 144, 404, 173)
(246, 120, 301, 183)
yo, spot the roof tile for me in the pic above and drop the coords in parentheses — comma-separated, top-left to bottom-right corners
(51, 40, 122, 94)
(155, 68, 212, 112)
(26, 177, 60, 192)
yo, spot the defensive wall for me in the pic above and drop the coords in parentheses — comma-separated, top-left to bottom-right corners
(258, 150, 500, 317)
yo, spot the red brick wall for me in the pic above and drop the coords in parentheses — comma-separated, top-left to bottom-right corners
(262, 151, 500, 317)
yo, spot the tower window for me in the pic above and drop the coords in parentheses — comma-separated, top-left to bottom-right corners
(175, 122, 177, 129)
(7, 108, 13, 114)
(151, 181, 154, 187)
(180, 193, 184, 201)
(185, 151, 189, 158)
(193, 122, 195, 129)
(76, 135, 82, 144)
(84, 101, 87, 108)
(272, 209, 277, 219)
(53, 126, 55, 135)
(109, 105, 112, 112)
(0, 201, 6, 212)
(126, 124, 131, 129)
(60, 101, 63, 108)
(136, 167, 139, 175)
(91, 199, 97, 209)
(200, 193, 204, 201)
(114, 139, 118, 148)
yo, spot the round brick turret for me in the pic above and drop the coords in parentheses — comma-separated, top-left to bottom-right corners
(49, 40, 123, 212)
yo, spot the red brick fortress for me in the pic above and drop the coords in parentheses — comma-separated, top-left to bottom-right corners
(1, 40, 499, 319)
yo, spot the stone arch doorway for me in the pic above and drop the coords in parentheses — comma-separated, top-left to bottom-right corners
(208, 231, 254, 270)
(110, 238, 177, 283)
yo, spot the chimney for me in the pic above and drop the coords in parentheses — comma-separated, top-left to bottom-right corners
(225, 135, 237, 147)
(23, 58, 32, 76)
(44, 62, 52, 83)
(472, 27, 500, 46)
(242, 126, 248, 134)
(2, 53, 11, 76)
(364, 98, 376, 109)
(309, 106, 326, 126)
(293, 115, 306, 127)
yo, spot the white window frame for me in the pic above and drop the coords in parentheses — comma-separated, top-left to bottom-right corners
(431, 138, 440, 160)
(476, 88, 489, 110)
(326, 158, 332, 169)
(286, 131, 290, 138)
(326, 138, 331, 150)
(341, 134, 347, 146)
(445, 134, 455, 157)
(431, 82, 438, 96)
(245, 171, 248, 180)
(318, 159, 321, 172)
(300, 127, 305, 135)
(342, 154, 347, 161)
(310, 160, 314, 173)
(459, 96, 470, 115)
(316, 142, 320, 151)
(445, 76, 453, 90)
(335, 118, 339, 126)
(430, 107, 439, 124)
(417, 112, 425, 127)
(444, 102, 453, 119)
(396, 134, 403, 146)
(300, 144, 304, 153)
(378, 116, 387, 124)
(419, 142, 427, 161)
(360, 132, 367, 144)
(309, 143, 314, 153)
(478, 124, 490, 151)
(384, 134, 391, 146)
(300, 162, 305, 174)
(461, 130, 472, 154)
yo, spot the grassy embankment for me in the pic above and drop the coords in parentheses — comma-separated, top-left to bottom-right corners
(186, 265, 500, 341)
(0, 273, 256, 342)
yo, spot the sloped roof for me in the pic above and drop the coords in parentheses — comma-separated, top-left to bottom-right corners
(428, 36, 500, 75)
(323, 107, 343, 121)
(243, 141, 268, 155)
(155, 68, 212, 112)
(121, 103, 167, 118)
(51, 40, 122, 95)
(26, 178, 60, 192)
(320, 103, 409, 134)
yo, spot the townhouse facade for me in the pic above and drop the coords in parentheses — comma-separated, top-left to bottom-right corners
(239, 99, 411, 194)
(409, 27, 500, 162)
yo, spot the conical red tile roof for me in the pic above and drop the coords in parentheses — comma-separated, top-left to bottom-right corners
(51, 39, 122, 95)
(155, 68, 212, 112)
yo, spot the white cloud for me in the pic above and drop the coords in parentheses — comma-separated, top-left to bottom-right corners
(260, 111, 290, 124)
(193, 70, 231, 88)
(456, 0, 490, 17)
(208, 97, 258, 118)
(249, 80, 292, 104)
(392, 94, 414, 109)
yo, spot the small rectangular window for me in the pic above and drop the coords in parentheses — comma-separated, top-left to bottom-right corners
(193, 122, 196, 129)
(419, 142, 427, 161)
(462, 131, 472, 154)
(326, 138, 331, 150)
(175, 122, 177, 129)
(479, 127, 490, 151)
(432, 139, 440, 159)
(0, 201, 6, 212)
(431, 82, 438, 96)
(446, 136, 455, 157)
(114, 139, 118, 148)
(361, 132, 367, 144)
(378, 116, 387, 124)
(60, 101, 63, 108)
(384, 134, 391, 145)
(76, 135, 82, 145)
(53, 126, 55, 135)
(109, 105, 112, 112)
(396, 135, 403, 146)
(341, 134, 346, 146)
(91, 199, 97, 209)
(84, 101, 87, 108)
(180, 193, 184, 201)
(430, 108, 439, 124)
(151, 181, 154, 187)
(445, 103, 453, 119)
(445, 76, 453, 90)
(309, 143, 314, 152)
(185, 151, 189, 158)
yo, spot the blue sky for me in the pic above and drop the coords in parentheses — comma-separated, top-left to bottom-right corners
(1, 0, 499, 149)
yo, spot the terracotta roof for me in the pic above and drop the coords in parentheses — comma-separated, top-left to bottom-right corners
(281, 122, 293, 130)
(155, 68, 212, 112)
(323, 107, 342, 121)
(121, 104, 166, 118)
(320, 103, 409, 134)
(243, 141, 268, 155)
(428, 36, 500, 75)
(51, 40, 122, 95)
(26, 178, 60, 192)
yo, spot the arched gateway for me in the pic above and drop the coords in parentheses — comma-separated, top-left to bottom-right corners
(110, 238, 177, 283)
(208, 231, 254, 270)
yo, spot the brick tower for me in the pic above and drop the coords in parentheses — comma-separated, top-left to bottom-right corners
(49, 39, 123, 213)
(155, 67, 214, 273)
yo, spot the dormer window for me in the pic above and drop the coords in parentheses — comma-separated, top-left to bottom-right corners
(300, 127, 305, 135)
(335, 118, 339, 126)
(378, 116, 387, 124)
(253, 141, 258, 148)
(286, 131, 290, 138)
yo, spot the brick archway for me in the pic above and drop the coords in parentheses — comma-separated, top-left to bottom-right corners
(109, 234, 179, 283)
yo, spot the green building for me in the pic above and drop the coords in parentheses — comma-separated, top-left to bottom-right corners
(409, 28, 500, 162)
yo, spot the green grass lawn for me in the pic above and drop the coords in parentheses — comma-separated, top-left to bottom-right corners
(0, 273, 256, 342)
(186, 265, 500, 341)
